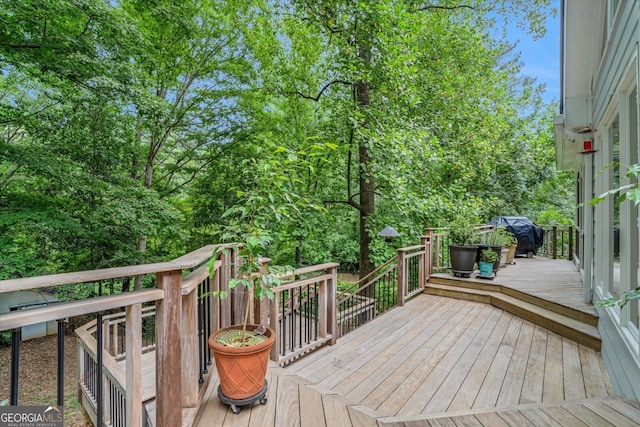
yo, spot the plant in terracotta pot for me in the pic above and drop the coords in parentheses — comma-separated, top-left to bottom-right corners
(206, 151, 323, 413)
(207, 228, 289, 413)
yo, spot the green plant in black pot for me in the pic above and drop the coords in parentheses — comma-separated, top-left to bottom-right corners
(448, 215, 479, 278)
(480, 249, 499, 263)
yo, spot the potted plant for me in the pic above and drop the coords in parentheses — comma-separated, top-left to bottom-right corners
(504, 232, 518, 265)
(205, 151, 317, 413)
(483, 226, 513, 271)
(478, 248, 499, 277)
(207, 231, 289, 412)
(448, 216, 479, 278)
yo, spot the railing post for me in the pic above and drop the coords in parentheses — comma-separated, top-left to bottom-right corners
(397, 249, 406, 307)
(421, 233, 432, 283)
(96, 312, 104, 427)
(568, 226, 574, 261)
(326, 265, 338, 345)
(254, 258, 270, 326)
(156, 269, 182, 427)
(269, 295, 279, 361)
(125, 303, 142, 426)
(552, 226, 558, 259)
(426, 228, 440, 271)
(57, 319, 65, 407)
(182, 289, 198, 408)
(220, 249, 232, 328)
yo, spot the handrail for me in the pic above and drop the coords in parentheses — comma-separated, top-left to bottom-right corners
(335, 242, 429, 337)
(0, 289, 164, 330)
(0, 239, 434, 426)
(0, 262, 187, 293)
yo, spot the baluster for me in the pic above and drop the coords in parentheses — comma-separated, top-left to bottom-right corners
(97, 312, 104, 427)
(198, 282, 204, 384)
(10, 327, 20, 405)
(57, 319, 65, 407)
(290, 288, 295, 353)
(280, 291, 286, 356)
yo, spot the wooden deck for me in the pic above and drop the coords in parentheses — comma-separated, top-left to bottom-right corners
(187, 258, 640, 426)
(432, 256, 596, 317)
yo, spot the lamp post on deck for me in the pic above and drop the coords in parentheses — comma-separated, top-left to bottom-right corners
(378, 225, 400, 242)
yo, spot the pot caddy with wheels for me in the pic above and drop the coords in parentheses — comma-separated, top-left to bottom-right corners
(208, 324, 275, 414)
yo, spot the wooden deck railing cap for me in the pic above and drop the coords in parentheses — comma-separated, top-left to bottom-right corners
(0, 288, 164, 330)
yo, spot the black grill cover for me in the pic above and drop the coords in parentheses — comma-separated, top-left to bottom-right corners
(489, 216, 544, 255)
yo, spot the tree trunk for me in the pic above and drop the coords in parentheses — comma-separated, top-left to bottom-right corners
(134, 158, 154, 290)
(356, 57, 374, 279)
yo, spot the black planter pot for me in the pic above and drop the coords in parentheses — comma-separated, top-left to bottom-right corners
(449, 245, 478, 278)
(477, 244, 502, 273)
(490, 246, 502, 273)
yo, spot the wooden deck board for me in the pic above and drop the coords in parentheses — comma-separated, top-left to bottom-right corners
(446, 311, 512, 411)
(519, 406, 564, 426)
(332, 299, 456, 399)
(359, 299, 472, 410)
(339, 298, 464, 403)
(520, 325, 547, 404)
(421, 308, 503, 414)
(542, 331, 564, 402)
(563, 339, 587, 401)
(379, 303, 488, 416)
(540, 405, 590, 426)
(185, 259, 640, 426)
(398, 304, 494, 415)
(495, 319, 534, 408)
(274, 374, 301, 426)
(560, 403, 616, 426)
(472, 317, 523, 410)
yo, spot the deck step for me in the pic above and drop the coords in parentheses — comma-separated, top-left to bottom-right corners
(424, 282, 602, 350)
(376, 396, 640, 426)
(428, 274, 599, 327)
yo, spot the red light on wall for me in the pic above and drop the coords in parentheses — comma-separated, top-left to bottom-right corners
(579, 140, 598, 155)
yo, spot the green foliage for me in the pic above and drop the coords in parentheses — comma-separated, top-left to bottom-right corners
(0, 0, 568, 287)
(598, 287, 640, 309)
(486, 227, 516, 246)
(448, 215, 479, 246)
(591, 163, 640, 207)
(481, 249, 499, 263)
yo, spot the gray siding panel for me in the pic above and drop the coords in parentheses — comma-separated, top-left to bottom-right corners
(598, 306, 640, 400)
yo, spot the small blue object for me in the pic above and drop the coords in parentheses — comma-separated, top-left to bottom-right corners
(478, 261, 493, 276)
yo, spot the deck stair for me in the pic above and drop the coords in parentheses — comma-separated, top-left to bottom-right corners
(276, 381, 640, 426)
(196, 371, 640, 426)
(374, 396, 640, 426)
(425, 274, 602, 350)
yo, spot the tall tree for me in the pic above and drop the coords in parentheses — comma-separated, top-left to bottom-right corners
(249, 0, 553, 277)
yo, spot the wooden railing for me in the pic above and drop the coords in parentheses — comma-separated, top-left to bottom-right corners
(539, 225, 575, 260)
(269, 263, 339, 366)
(425, 225, 493, 273)
(0, 244, 338, 427)
(336, 240, 430, 337)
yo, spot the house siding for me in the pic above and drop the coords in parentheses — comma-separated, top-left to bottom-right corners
(563, 0, 640, 401)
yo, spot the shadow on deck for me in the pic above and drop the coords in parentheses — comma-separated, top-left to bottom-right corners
(190, 258, 640, 426)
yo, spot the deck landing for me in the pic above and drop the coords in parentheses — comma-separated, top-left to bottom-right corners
(192, 293, 640, 426)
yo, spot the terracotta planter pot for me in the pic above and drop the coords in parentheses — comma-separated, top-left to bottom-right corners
(208, 324, 275, 400)
(506, 244, 517, 264)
